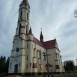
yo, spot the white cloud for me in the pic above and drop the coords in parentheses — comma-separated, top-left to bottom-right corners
(0, 0, 77, 63)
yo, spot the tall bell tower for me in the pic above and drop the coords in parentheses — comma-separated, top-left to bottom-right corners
(8, 0, 30, 74)
(17, 0, 30, 35)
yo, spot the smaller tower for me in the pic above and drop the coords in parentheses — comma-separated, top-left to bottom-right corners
(40, 30, 43, 42)
(29, 27, 33, 35)
(28, 27, 33, 40)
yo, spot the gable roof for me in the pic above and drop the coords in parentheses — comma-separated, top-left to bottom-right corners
(43, 39, 56, 49)
(33, 37, 56, 49)
(33, 37, 45, 48)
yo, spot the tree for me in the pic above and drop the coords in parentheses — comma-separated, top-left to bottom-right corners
(64, 61, 75, 72)
(5, 57, 9, 74)
(0, 56, 9, 75)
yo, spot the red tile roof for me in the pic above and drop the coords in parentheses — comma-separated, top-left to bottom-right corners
(33, 37, 45, 48)
(43, 39, 56, 49)
(33, 37, 56, 49)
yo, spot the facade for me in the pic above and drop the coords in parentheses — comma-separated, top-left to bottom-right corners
(8, 0, 64, 75)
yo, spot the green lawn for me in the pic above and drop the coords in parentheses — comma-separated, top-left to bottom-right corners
(54, 74, 77, 77)
(24, 74, 77, 77)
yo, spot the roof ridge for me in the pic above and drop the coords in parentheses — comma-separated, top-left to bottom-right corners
(33, 37, 56, 49)
(44, 39, 56, 43)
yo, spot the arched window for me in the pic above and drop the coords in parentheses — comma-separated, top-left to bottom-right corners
(19, 24, 21, 35)
(15, 48, 19, 56)
(26, 64, 28, 69)
(39, 50, 41, 59)
(27, 12, 29, 20)
(20, 11, 22, 19)
(19, 62, 21, 67)
(16, 48, 19, 52)
(9, 63, 12, 68)
(43, 52, 46, 61)
(26, 24, 28, 34)
(27, 44, 28, 49)
(39, 50, 42, 64)
(27, 55, 28, 60)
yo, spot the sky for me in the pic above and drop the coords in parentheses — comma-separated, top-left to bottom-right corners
(0, 0, 77, 64)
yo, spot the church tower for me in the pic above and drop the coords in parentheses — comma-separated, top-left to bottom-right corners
(8, 0, 31, 74)
(18, 0, 30, 35)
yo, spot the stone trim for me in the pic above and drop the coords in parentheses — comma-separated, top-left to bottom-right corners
(10, 54, 26, 58)
(18, 19, 29, 24)
(11, 48, 25, 51)
(19, 7, 30, 12)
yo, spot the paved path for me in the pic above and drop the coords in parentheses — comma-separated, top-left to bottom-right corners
(5, 75, 22, 77)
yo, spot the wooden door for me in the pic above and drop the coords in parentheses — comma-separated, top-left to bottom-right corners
(14, 64, 18, 73)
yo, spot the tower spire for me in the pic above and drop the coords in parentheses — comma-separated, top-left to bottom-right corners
(40, 29, 43, 42)
(23, 0, 28, 4)
(29, 27, 33, 35)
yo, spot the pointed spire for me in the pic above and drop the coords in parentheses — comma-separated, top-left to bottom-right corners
(23, 0, 28, 4)
(29, 27, 33, 35)
(40, 28, 43, 42)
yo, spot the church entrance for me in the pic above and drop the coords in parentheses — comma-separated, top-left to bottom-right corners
(14, 64, 18, 73)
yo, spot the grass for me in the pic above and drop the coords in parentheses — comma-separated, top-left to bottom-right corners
(24, 74, 77, 77)
(54, 74, 77, 77)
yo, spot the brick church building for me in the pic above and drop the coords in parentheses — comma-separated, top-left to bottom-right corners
(8, 0, 65, 75)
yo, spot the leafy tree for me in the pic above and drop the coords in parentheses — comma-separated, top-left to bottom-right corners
(0, 56, 9, 75)
(5, 57, 9, 74)
(64, 61, 75, 72)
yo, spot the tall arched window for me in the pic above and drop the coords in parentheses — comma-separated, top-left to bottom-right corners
(43, 52, 46, 61)
(19, 24, 21, 35)
(26, 24, 28, 34)
(27, 55, 28, 60)
(39, 50, 42, 64)
(16, 48, 19, 52)
(27, 12, 29, 20)
(20, 11, 22, 19)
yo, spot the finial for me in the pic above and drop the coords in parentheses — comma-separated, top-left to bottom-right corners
(40, 28, 42, 31)
(40, 28, 43, 35)
(23, 0, 28, 4)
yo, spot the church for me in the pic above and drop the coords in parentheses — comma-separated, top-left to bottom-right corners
(8, 0, 65, 75)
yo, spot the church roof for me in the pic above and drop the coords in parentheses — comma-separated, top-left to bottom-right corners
(33, 37, 56, 49)
(43, 39, 56, 49)
(33, 37, 45, 48)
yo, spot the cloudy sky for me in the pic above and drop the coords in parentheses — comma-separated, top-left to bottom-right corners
(0, 0, 77, 64)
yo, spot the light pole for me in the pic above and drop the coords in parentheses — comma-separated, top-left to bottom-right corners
(43, 53, 51, 77)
